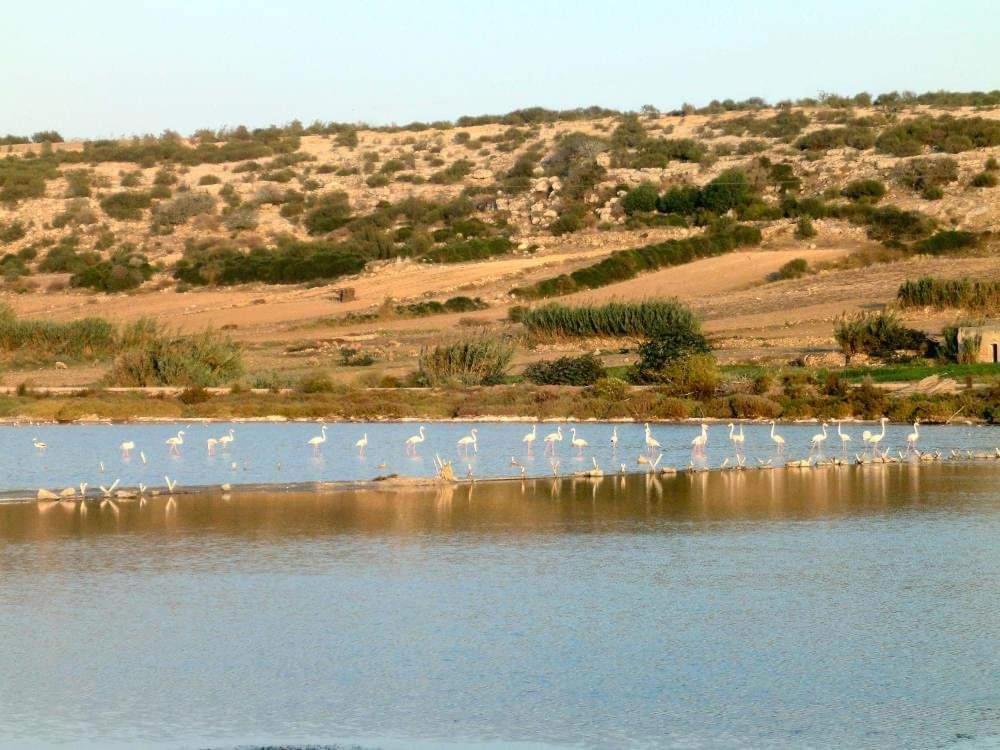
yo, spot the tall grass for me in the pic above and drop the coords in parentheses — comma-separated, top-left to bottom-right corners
(511, 223, 761, 299)
(516, 300, 700, 339)
(0, 304, 115, 358)
(107, 319, 244, 387)
(898, 277, 1000, 313)
(417, 336, 513, 386)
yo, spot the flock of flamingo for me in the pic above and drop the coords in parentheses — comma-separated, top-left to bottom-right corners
(29, 417, 1000, 505)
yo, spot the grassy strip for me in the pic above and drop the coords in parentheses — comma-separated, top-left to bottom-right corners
(840, 362, 1000, 383)
(510, 223, 762, 299)
(2, 379, 998, 423)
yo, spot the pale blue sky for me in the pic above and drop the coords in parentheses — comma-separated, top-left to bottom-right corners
(3, 0, 997, 138)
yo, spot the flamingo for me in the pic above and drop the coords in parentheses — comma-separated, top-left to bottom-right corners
(769, 421, 785, 453)
(308, 425, 328, 453)
(522, 424, 537, 450)
(405, 426, 426, 455)
(644, 423, 661, 453)
(165, 430, 185, 456)
(728, 423, 745, 454)
(206, 438, 218, 455)
(99, 479, 120, 498)
(809, 423, 828, 457)
(218, 429, 235, 450)
(164, 476, 178, 492)
(570, 428, 588, 455)
(610, 426, 618, 449)
(120, 440, 135, 459)
(691, 424, 708, 454)
(355, 433, 368, 456)
(836, 421, 852, 456)
(543, 425, 563, 453)
(33, 437, 47, 451)
(906, 420, 920, 452)
(868, 418, 888, 454)
(457, 428, 478, 455)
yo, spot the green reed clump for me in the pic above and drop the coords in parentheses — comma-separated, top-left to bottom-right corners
(523, 353, 606, 385)
(898, 277, 1000, 314)
(420, 236, 512, 263)
(517, 300, 700, 339)
(417, 336, 514, 386)
(511, 222, 761, 299)
(106, 318, 244, 387)
(0, 304, 116, 358)
(914, 230, 978, 255)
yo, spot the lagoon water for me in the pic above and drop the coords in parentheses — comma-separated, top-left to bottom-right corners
(1, 462, 999, 749)
(2, 420, 1000, 495)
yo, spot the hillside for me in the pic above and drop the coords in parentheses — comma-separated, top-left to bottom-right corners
(1, 92, 999, 386)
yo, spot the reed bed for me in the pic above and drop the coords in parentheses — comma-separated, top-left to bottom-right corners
(516, 300, 700, 339)
(417, 336, 514, 386)
(897, 277, 1000, 313)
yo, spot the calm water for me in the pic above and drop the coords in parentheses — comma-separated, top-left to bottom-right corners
(1, 465, 998, 749)
(3, 420, 1000, 495)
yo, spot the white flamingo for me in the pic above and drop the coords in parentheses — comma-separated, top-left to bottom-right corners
(218, 429, 235, 450)
(644, 423, 661, 453)
(836, 421, 852, 456)
(206, 437, 218, 455)
(691, 424, 708, 454)
(355, 433, 368, 456)
(610, 426, 618, 449)
(457, 428, 478, 455)
(570, 428, 588, 455)
(33, 437, 47, 451)
(728, 422, 745, 455)
(770, 421, 785, 453)
(405, 426, 426, 455)
(522, 424, 537, 450)
(906, 420, 920, 452)
(165, 430, 185, 456)
(809, 423, 828, 457)
(308, 425, 328, 453)
(119, 440, 135, 459)
(164, 476, 178, 492)
(543, 425, 563, 453)
(868, 418, 888, 454)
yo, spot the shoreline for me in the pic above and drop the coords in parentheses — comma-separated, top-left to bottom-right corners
(14, 454, 1000, 507)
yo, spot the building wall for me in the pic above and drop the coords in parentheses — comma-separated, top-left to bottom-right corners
(958, 326, 1000, 363)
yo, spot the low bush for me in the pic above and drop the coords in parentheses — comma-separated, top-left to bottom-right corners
(0, 304, 116, 358)
(174, 240, 367, 286)
(770, 257, 809, 280)
(151, 191, 216, 228)
(914, 230, 978, 255)
(894, 157, 958, 193)
(795, 126, 874, 151)
(523, 353, 606, 385)
(833, 311, 928, 363)
(417, 336, 514, 386)
(621, 183, 659, 214)
(421, 236, 512, 263)
(100, 190, 152, 220)
(70, 247, 154, 292)
(429, 159, 473, 184)
(397, 296, 488, 317)
(794, 217, 816, 239)
(841, 179, 886, 202)
(970, 171, 998, 188)
(0, 221, 26, 244)
(876, 115, 1000, 156)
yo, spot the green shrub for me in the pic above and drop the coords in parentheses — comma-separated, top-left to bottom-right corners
(174, 239, 367, 286)
(51, 198, 98, 228)
(833, 311, 928, 363)
(970, 171, 998, 188)
(841, 179, 886, 202)
(38, 237, 99, 273)
(864, 206, 935, 243)
(0, 304, 115, 358)
(108, 319, 244, 387)
(365, 174, 390, 187)
(417, 336, 514, 386)
(70, 248, 154, 292)
(421, 236, 512, 263)
(794, 217, 816, 239)
(303, 191, 351, 235)
(621, 183, 659, 214)
(914, 230, 978, 254)
(63, 169, 92, 198)
(429, 159, 473, 184)
(223, 205, 258, 231)
(151, 191, 215, 228)
(876, 115, 1000, 156)
(0, 156, 59, 203)
(100, 191, 152, 220)
(512, 221, 761, 299)
(644, 353, 719, 398)
(894, 157, 958, 193)
(0, 221, 26, 244)
(700, 169, 754, 213)
(297, 372, 336, 393)
(198, 174, 221, 185)
(632, 325, 711, 384)
(795, 126, 874, 151)
(771, 257, 809, 280)
(523, 353, 606, 385)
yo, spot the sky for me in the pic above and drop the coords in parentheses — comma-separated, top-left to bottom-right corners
(3, 0, 998, 139)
